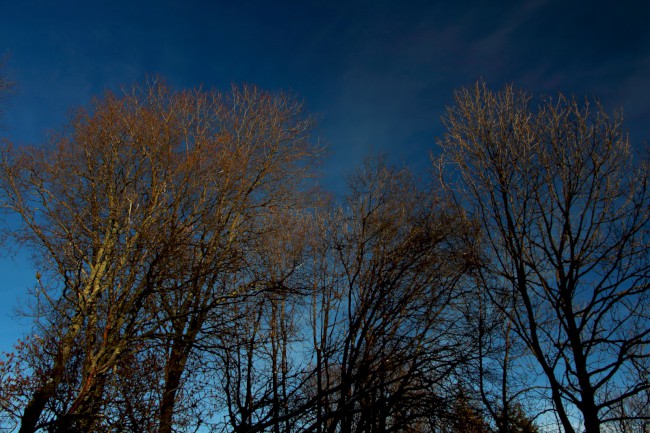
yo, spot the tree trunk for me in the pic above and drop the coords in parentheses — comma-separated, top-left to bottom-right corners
(19, 382, 58, 433)
(158, 341, 191, 433)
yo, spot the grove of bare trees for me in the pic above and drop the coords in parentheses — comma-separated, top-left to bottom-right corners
(0, 78, 647, 433)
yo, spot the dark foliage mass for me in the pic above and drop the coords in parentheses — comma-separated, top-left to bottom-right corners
(0, 78, 647, 433)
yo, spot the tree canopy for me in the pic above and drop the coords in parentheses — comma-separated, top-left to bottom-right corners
(0, 79, 647, 433)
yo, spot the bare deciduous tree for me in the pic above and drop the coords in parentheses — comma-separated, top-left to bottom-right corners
(306, 159, 479, 433)
(438, 82, 650, 433)
(0, 80, 319, 433)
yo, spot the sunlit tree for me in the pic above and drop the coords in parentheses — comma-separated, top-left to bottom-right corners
(0, 80, 319, 433)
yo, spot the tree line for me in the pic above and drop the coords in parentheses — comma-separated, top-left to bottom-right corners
(0, 78, 647, 433)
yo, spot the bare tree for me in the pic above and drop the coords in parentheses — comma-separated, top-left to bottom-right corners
(0, 83, 189, 432)
(150, 84, 318, 433)
(205, 209, 316, 433)
(0, 80, 319, 432)
(438, 82, 650, 433)
(305, 159, 479, 433)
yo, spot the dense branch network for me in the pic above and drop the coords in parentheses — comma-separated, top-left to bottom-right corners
(0, 77, 646, 433)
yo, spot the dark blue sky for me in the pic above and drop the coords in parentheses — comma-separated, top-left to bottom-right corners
(0, 0, 648, 350)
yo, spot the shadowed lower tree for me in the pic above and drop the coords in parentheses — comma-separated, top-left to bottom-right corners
(305, 159, 480, 433)
(203, 209, 316, 433)
(438, 82, 650, 433)
(457, 272, 540, 433)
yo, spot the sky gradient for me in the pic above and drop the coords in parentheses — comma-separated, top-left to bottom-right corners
(0, 0, 648, 351)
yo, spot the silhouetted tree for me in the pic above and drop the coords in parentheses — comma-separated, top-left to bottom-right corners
(306, 159, 479, 433)
(438, 82, 650, 433)
(457, 273, 539, 433)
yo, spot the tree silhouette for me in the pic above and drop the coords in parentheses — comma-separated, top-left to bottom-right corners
(438, 82, 650, 433)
